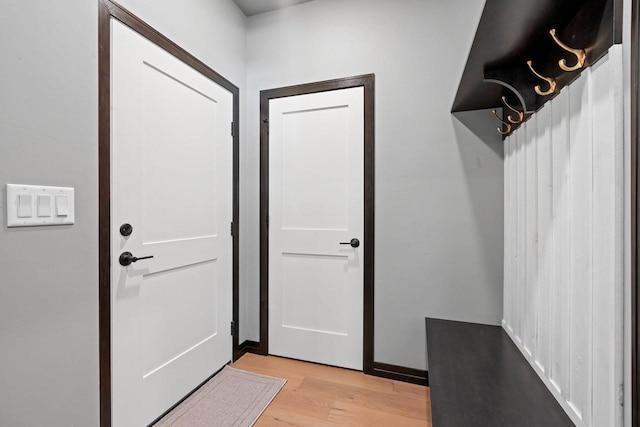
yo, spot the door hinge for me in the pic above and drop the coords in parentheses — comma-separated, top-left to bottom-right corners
(230, 321, 235, 336)
(231, 121, 235, 137)
(230, 221, 234, 236)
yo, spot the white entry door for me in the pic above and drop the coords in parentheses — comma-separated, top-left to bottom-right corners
(269, 87, 364, 370)
(110, 20, 233, 427)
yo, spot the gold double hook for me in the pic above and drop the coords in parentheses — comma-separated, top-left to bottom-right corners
(526, 60, 557, 96)
(492, 109, 512, 135)
(550, 29, 586, 72)
(502, 96, 524, 124)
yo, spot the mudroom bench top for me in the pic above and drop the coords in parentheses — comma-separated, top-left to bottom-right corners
(425, 318, 574, 427)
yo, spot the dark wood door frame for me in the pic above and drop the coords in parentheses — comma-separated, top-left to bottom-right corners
(98, 1, 240, 425)
(258, 75, 376, 374)
(634, 1, 640, 425)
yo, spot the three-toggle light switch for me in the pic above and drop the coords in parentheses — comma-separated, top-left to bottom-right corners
(7, 184, 75, 227)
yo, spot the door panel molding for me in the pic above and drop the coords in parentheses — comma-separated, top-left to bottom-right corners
(98, 1, 240, 425)
(259, 75, 375, 374)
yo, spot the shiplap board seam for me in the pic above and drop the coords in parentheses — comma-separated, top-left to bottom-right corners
(612, 45, 625, 423)
(524, 118, 538, 359)
(566, 63, 593, 424)
(590, 51, 613, 427)
(536, 102, 552, 376)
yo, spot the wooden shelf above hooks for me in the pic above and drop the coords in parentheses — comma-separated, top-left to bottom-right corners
(451, 0, 621, 138)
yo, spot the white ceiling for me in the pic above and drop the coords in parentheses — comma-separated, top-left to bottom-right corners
(232, 0, 315, 17)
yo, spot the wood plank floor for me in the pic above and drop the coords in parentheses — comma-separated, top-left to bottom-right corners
(231, 353, 432, 426)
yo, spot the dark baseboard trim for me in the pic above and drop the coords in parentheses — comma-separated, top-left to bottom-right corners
(369, 361, 429, 386)
(238, 340, 262, 358)
(237, 344, 427, 386)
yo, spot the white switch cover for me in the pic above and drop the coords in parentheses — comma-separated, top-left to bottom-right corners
(17, 195, 33, 218)
(55, 196, 69, 216)
(7, 184, 75, 227)
(37, 195, 52, 217)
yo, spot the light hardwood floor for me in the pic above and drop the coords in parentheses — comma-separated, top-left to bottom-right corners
(231, 353, 432, 426)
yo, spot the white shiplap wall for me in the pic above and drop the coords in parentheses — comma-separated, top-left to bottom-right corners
(502, 46, 624, 427)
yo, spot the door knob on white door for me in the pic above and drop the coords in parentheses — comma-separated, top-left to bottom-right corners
(119, 251, 154, 267)
(339, 238, 360, 248)
(120, 223, 133, 236)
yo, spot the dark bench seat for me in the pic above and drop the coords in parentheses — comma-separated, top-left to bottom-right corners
(425, 318, 574, 427)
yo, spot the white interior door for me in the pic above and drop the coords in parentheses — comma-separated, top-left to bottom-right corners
(269, 87, 364, 370)
(111, 20, 233, 427)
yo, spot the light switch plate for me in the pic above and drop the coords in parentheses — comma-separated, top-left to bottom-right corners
(6, 184, 75, 227)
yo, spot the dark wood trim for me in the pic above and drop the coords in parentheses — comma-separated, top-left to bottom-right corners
(98, 2, 111, 426)
(238, 340, 263, 358)
(614, 0, 624, 44)
(259, 88, 270, 356)
(633, 1, 640, 425)
(363, 76, 375, 374)
(370, 362, 428, 386)
(259, 74, 376, 373)
(98, 1, 240, 425)
(230, 51, 241, 366)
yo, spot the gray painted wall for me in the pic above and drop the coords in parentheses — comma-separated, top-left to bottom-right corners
(242, 0, 505, 370)
(0, 1, 100, 425)
(0, 0, 245, 425)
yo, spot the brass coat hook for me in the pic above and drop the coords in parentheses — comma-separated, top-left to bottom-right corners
(492, 109, 512, 135)
(502, 96, 524, 124)
(526, 60, 557, 96)
(549, 29, 586, 72)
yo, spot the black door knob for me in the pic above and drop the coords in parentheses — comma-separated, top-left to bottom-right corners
(339, 238, 360, 248)
(120, 223, 133, 237)
(119, 251, 154, 267)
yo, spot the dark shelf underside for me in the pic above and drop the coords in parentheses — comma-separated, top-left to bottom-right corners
(452, 0, 620, 114)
